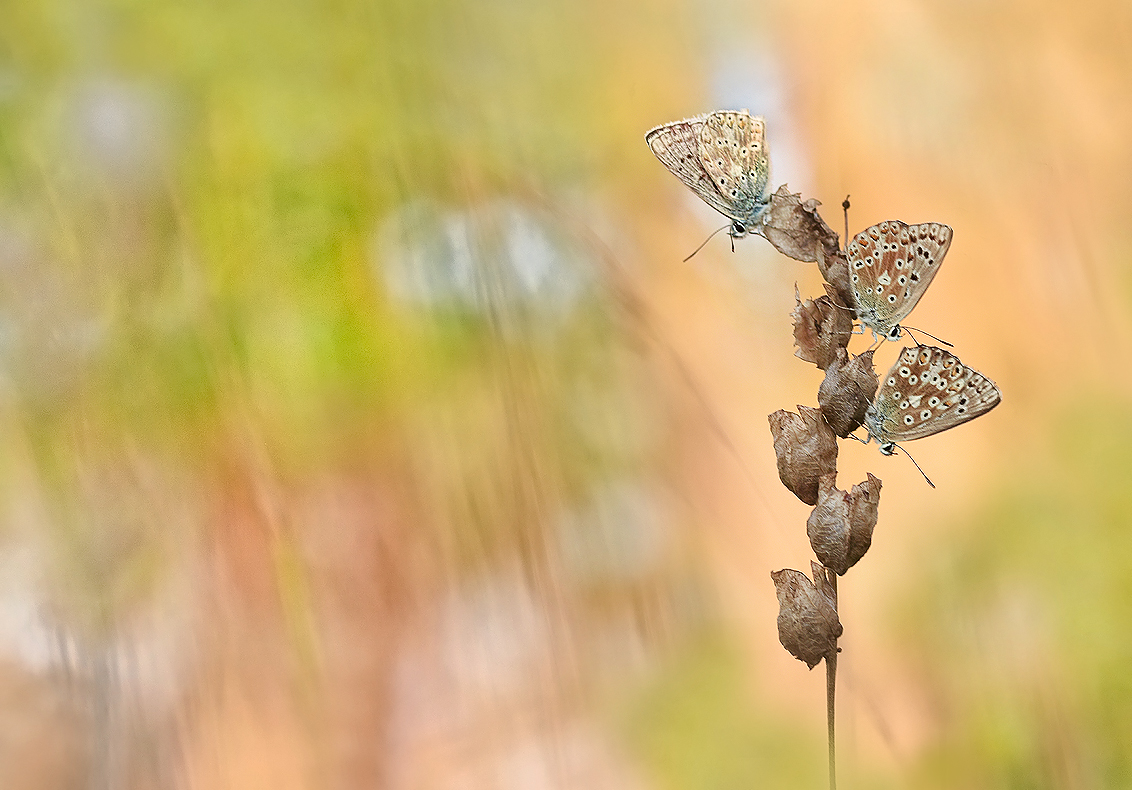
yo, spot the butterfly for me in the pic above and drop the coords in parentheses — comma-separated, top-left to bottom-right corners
(845, 221, 952, 342)
(645, 109, 771, 240)
(864, 345, 1001, 458)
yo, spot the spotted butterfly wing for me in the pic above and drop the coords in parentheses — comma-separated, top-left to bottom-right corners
(865, 346, 1001, 448)
(697, 110, 770, 229)
(846, 221, 952, 338)
(645, 115, 740, 221)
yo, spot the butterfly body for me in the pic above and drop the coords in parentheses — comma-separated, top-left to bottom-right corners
(865, 345, 1001, 455)
(645, 110, 771, 238)
(846, 221, 952, 340)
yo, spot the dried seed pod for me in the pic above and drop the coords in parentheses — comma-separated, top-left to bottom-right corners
(757, 185, 840, 263)
(806, 474, 852, 574)
(791, 288, 853, 371)
(818, 348, 879, 437)
(771, 566, 842, 669)
(811, 560, 837, 606)
(816, 244, 855, 310)
(847, 473, 882, 569)
(768, 406, 838, 505)
(805, 473, 883, 575)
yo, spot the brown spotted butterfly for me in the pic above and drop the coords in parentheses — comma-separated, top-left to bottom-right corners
(865, 345, 1001, 456)
(645, 110, 771, 240)
(846, 221, 952, 341)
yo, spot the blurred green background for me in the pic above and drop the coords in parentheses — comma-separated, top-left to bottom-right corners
(0, 0, 1130, 787)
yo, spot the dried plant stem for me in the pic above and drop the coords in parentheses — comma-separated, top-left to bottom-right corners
(826, 572, 838, 790)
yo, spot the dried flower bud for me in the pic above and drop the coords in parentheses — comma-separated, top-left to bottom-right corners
(791, 287, 853, 370)
(815, 244, 855, 311)
(818, 348, 879, 437)
(768, 406, 838, 505)
(805, 473, 883, 575)
(757, 186, 840, 263)
(771, 566, 842, 669)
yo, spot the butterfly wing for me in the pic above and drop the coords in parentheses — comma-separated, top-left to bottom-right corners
(868, 346, 1001, 444)
(846, 221, 952, 335)
(697, 110, 771, 225)
(645, 116, 743, 221)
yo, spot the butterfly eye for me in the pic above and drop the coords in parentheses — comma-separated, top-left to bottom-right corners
(908, 375, 918, 385)
(897, 276, 906, 284)
(920, 410, 932, 420)
(888, 377, 896, 386)
(928, 396, 940, 407)
(887, 295, 897, 303)
(898, 366, 910, 377)
(903, 415, 914, 425)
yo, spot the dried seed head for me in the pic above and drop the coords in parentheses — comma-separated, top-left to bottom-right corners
(818, 348, 879, 437)
(768, 406, 838, 505)
(805, 473, 883, 575)
(791, 288, 853, 371)
(757, 185, 841, 263)
(771, 566, 842, 669)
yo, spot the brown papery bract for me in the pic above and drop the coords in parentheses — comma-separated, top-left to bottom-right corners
(769, 405, 842, 504)
(805, 474, 883, 575)
(758, 185, 841, 263)
(846, 473, 882, 569)
(769, 406, 839, 505)
(791, 288, 853, 371)
(816, 246, 855, 311)
(818, 348, 879, 438)
(771, 566, 842, 669)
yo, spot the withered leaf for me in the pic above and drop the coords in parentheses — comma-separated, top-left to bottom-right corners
(771, 566, 842, 669)
(805, 473, 883, 575)
(818, 348, 879, 437)
(847, 473, 882, 569)
(757, 186, 840, 263)
(768, 406, 838, 505)
(791, 287, 852, 370)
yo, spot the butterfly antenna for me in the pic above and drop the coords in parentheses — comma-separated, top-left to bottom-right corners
(901, 325, 954, 348)
(683, 224, 731, 262)
(842, 195, 851, 249)
(895, 444, 936, 488)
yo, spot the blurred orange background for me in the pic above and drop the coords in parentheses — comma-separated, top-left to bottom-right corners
(0, 0, 1130, 787)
